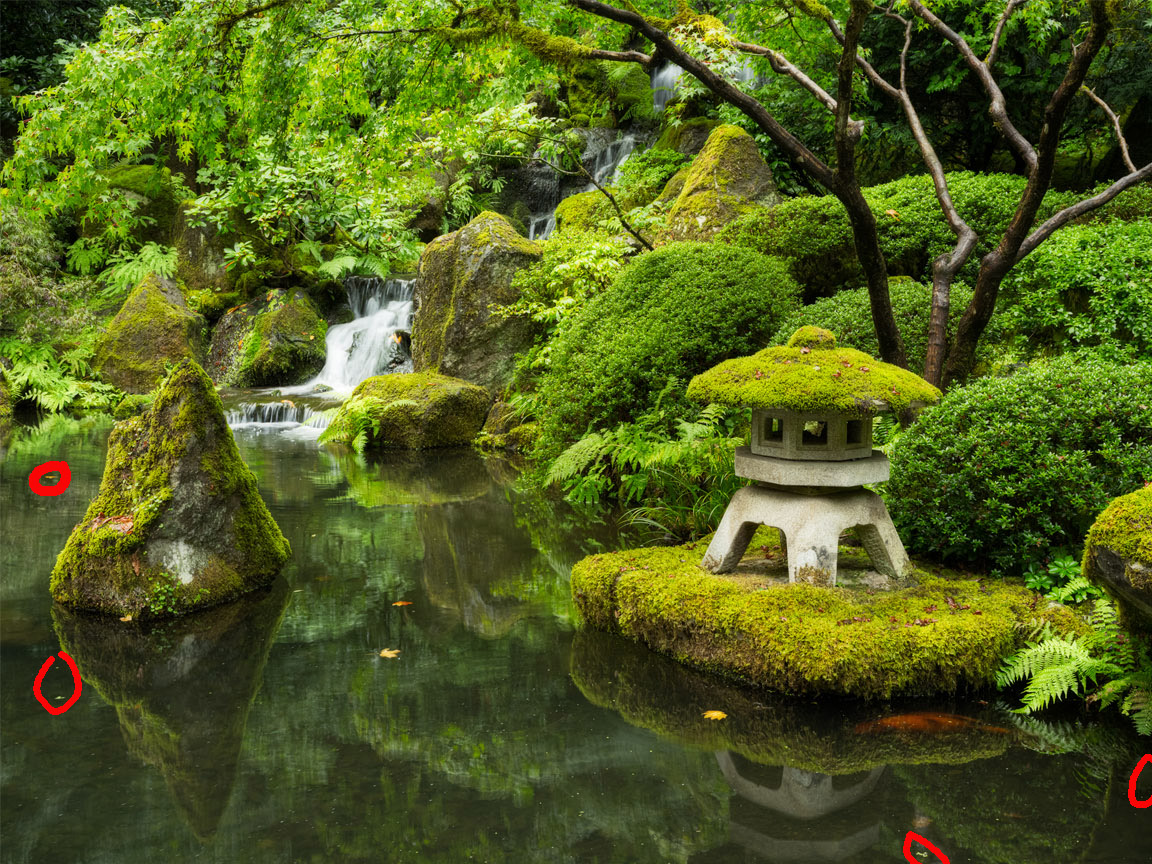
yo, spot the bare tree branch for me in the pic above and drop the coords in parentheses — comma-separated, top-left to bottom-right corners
(905, 0, 1037, 174)
(1015, 162, 1152, 262)
(1081, 85, 1137, 174)
(986, 0, 1027, 71)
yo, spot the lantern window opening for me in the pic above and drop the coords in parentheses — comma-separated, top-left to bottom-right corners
(764, 415, 784, 443)
(802, 420, 828, 447)
(846, 419, 863, 445)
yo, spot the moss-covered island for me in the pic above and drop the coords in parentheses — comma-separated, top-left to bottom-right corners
(51, 360, 290, 618)
(570, 529, 1081, 699)
(686, 326, 942, 415)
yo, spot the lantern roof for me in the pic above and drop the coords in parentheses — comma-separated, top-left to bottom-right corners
(687, 326, 942, 415)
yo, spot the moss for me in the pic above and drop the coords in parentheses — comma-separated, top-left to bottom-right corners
(320, 372, 491, 450)
(571, 539, 1082, 699)
(0, 375, 12, 422)
(187, 288, 240, 322)
(1082, 486, 1152, 626)
(687, 328, 941, 415)
(50, 360, 290, 618)
(93, 273, 207, 393)
(1084, 486, 1152, 563)
(655, 118, 720, 153)
(85, 165, 180, 244)
(553, 189, 613, 233)
(112, 392, 154, 419)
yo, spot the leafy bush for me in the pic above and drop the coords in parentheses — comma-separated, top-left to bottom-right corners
(718, 172, 1148, 299)
(0, 339, 121, 413)
(535, 242, 799, 456)
(887, 353, 1152, 575)
(999, 220, 1152, 360)
(769, 276, 1008, 375)
(611, 147, 690, 209)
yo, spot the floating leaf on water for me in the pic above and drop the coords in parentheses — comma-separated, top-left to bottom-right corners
(392, 600, 412, 606)
(379, 648, 401, 659)
(702, 710, 727, 720)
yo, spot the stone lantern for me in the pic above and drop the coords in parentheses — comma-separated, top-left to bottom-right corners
(686, 327, 941, 586)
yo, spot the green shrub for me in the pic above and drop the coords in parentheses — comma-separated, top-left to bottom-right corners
(999, 220, 1152, 360)
(535, 242, 799, 457)
(887, 353, 1152, 575)
(769, 276, 1008, 375)
(718, 173, 1148, 300)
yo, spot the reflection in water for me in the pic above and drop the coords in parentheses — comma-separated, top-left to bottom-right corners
(1, 424, 1148, 863)
(52, 582, 290, 840)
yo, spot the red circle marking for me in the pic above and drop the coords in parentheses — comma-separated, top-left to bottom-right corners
(32, 651, 82, 715)
(29, 461, 71, 497)
(1129, 754, 1152, 808)
(903, 830, 950, 864)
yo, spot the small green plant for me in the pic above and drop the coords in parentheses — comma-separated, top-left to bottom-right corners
(0, 339, 120, 413)
(1023, 553, 1101, 604)
(317, 396, 384, 453)
(96, 242, 178, 299)
(997, 598, 1152, 735)
(146, 571, 180, 616)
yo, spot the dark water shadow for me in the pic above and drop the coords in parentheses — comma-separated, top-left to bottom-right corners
(52, 579, 291, 841)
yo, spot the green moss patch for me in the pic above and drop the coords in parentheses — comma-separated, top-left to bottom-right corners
(207, 288, 327, 387)
(571, 538, 1081, 699)
(686, 328, 941, 415)
(320, 372, 490, 450)
(1085, 486, 1152, 564)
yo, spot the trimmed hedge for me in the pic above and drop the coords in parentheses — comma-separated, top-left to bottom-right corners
(769, 276, 1008, 374)
(887, 353, 1152, 575)
(535, 242, 799, 456)
(718, 172, 1150, 299)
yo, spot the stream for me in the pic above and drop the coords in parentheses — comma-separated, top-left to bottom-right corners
(1, 419, 1149, 863)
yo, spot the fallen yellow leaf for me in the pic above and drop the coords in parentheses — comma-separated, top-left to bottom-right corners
(379, 648, 401, 659)
(392, 600, 412, 606)
(885, 208, 901, 221)
(119, 615, 133, 622)
(702, 710, 727, 721)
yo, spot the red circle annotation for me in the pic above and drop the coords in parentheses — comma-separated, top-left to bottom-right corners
(28, 461, 71, 497)
(903, 831, 949, 864)
(32, 651, 82, 715)
(1129, 754, 1152, 809)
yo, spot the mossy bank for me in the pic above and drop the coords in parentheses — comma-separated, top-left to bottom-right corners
(571, 531, 1081, 699)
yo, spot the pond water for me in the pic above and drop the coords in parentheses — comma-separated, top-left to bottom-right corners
(1, 421, 1149, 864)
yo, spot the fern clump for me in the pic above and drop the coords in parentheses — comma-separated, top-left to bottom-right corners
(0, 339, 120, 414)
(997, 599, 1152, 735)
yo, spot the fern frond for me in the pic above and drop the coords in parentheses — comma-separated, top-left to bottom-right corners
(546, 433, 609, 486)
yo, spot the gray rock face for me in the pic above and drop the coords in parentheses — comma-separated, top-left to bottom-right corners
(1085, 545, 1152, 623)
(410, 212, 542, 396)
(50, 360, 291, 618)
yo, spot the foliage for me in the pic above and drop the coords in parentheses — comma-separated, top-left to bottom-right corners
(500, 230, 632, 378)
(1023, 554, 1104, 605)
(95, 242, 178, 299)
(999, 219, 1152, 361)
(317, 396, 383, 454)
(997, 599, 1152, 734)
(769, 277, 1010, 376)
(535, 241, 799, 457)
(717, 172, 1147, 299)
(610, 146, 691, 209)
(546, 398, 748, 540)
(887, 353, 1152, 575)
(0, 338, 120, 413)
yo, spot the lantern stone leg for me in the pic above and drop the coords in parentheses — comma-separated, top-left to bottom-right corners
(701, 485, 909, 585)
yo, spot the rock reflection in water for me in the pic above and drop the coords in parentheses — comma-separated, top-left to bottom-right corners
(51, 581, 290, 840)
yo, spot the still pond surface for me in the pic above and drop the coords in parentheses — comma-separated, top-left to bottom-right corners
(2, 419, 1148, 863)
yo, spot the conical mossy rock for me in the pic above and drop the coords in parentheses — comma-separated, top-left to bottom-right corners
(50, 359, 290, 618)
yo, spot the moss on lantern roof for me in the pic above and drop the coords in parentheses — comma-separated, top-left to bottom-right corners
(687, 327, 941, 415)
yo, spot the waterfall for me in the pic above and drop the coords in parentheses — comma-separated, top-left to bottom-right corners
(526, 132, 638, 243)
(309, 275, 414, 392)
(651, 63, 684, 113)
(227, 275, 415, 435)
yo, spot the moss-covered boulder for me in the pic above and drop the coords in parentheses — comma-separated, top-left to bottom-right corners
(1083, 486, 1152, 626)
(207, 288, 327, 387)
(570, 533, 1081, 699)
(319, 372, 490, 450)
(666, 124, 780, 240)
(50, 360, 291, 618)
(411, 211, 542, 394)
(93, 273, 207, 394)
(0, 375, 12, 423)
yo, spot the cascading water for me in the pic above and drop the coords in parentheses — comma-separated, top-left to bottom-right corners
(651, 63, 684, 113)
(526, 132, 639, 242)
(311, 275, 414, 392)
(226, 275, 415, 434)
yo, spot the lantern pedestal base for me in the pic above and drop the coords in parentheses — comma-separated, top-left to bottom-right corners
(702, 485, 909, 585)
